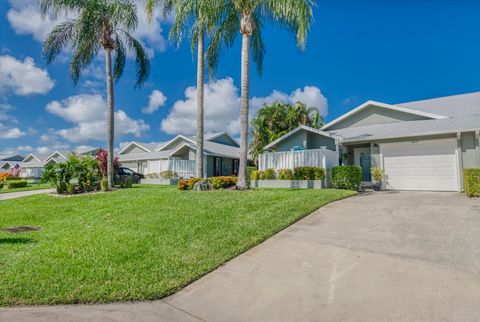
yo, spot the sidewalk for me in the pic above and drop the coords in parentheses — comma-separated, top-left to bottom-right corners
(0, 189, 55, 201)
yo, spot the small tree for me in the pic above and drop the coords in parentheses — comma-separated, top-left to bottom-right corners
(96, 149, 120, 177)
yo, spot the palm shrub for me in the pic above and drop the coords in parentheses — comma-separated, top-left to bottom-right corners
(40, 0, 150, 190)
(330, 166, 362, 191)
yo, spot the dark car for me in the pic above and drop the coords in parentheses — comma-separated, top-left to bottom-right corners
(116, 167, 144, 184)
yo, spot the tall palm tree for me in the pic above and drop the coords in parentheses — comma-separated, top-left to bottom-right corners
(146, 0, 223, 178)
(207, 0, 316, 188)
(250, 101, 323, 162)
(40, 0, 150, 189)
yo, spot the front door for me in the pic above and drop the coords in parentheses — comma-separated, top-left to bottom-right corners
(354, 147, 372, 183)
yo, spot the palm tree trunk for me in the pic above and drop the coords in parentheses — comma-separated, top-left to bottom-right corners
(105, 47, 115, 190)
(196, 31, 205, 178)
(237, 31, 250, 189)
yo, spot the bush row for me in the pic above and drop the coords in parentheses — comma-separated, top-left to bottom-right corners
(250, 167, 326, 181)
(464, 168, 480, 198)
(7, 180, 28, 189)
(177, 176, 237, 190)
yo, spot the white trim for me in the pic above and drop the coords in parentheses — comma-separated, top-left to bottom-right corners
(22, 153, 42, 163)
(168, 143, 195, 158)
(264, 125, 335, 151)
(157, 135, 196, 151)
(118, 142, 152, 155)
(321, 100, 448, 130)
(44, 151, 69, 163)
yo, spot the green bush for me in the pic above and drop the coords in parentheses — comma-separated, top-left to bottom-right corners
(210, 176, 237, 189)
(277, 169, 294, 180)
(0, 182, 4, 189)
(7, 180, 28, 189)
(464, 168, 480, 198)
(124, 176, 133, 188)
(159, 171, 178, 180)
(263, 168, 275, 180)
(250, 170, 261, 181)
(293, 166, 326, 180)
(66, 183, 76, 195)
(331, 166, 362, 191)
(100, 177, 109, 192)
(247, 166, 256, 187)
(5, 176, 21, 181)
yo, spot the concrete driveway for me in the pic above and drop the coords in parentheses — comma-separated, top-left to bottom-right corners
(2, 192, 480, 321)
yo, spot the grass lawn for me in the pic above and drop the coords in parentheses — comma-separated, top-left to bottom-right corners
(0, 183, 51, 194)
(0, 185, 356, 306)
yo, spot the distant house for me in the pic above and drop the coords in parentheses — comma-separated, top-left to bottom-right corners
(260, 92, 480, 192)
(0, 154, 24, 173)
(118, 132, 243, 178)
(20, 149, 101, 179)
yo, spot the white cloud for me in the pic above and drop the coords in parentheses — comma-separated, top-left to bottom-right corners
(46, 94, 149, 143)
(0, 124, 26, 139)
(161, 78, 241, 136)
(142, 89, 167, 114)
(251, 86, 328, 116)
(0, 55, 55, 96)
(7, 0, 168, 55)
(0, 145, 33, 156)
(161, 78, 328, 136)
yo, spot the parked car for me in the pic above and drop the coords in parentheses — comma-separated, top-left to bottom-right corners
(116, 167, 144, 184)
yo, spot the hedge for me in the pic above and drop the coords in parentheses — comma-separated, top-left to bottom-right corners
(277, 169, 294, 180)
(330, 166, 362, 191)
(7, 180, 28, 189)
(464, 168, 480, 198)
(0, 182, 4, 189)
(210, 176, 237, 189)
(251, 167, 326, 181)
(294, 166, 326, 180)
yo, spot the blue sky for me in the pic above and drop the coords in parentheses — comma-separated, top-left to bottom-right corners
(1, 0, 480, 156)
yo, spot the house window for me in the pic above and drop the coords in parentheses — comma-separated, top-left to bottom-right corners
(232, 159, 239, 176)
(213, 157, 222, 176)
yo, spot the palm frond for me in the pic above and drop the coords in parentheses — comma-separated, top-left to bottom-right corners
(113, 36, 126, 82)
(121, 30, 151, 87)
(42, 20, 77, 64)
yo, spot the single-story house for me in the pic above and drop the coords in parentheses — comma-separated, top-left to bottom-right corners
(118, 132, 243, 178)
(20, 149, 100, 178)
(262, 92, 480, 192)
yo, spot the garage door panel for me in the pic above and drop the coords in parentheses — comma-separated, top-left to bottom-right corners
(381, 139, 458, 191)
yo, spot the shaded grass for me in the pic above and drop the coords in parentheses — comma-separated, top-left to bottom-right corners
(0, 183, 51, 194)
(0, 185, 356, 306)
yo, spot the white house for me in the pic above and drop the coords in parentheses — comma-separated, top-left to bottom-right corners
(118, 132, 243, 178)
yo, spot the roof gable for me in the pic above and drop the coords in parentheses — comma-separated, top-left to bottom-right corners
(157, 135, 195, 151)
(118, 142, 153, 155)
(206, 132, 239, 147)
(322, 101, 448, 131)
(22, 154, 42, 163)
(264, 125, 334, 150)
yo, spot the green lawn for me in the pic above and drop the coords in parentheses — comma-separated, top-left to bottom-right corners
(0, 185, 355, 306)
(0, 183, 51, 194)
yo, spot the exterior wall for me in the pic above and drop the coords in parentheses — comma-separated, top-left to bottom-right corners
(206, 156, 237, 177)
(461, 131, 480, 168)
(122, 161, 139, 172)
(306, 132, 337, 151)
(328, 107, 430, 130)
(275, 130, 307, 152)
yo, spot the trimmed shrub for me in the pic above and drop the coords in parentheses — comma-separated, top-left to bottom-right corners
(277, 169, 294, 180)
(5, 176, 21, 181)
(331, 166, 362, 191)
(210, 176, 237, 189)
(100, 177, 109, 192)
(247, 166, 256, 187)
(294, 166, 326, 180)
(159, 171, 178, 180)
(0, 182, 4, 189)
(250, 170, 261, 181)
(8, 180, 28, 189)
(464, 168, 480, 198)
(263, 169, 275, 180)
(66, 183, 76, 195)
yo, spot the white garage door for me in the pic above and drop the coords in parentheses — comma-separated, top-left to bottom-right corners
(381, 139, 459, 191)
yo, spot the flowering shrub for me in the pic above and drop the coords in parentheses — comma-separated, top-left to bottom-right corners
(177, 178, 202, 190)
(95, 148, 120, 177)
(210, 176, 237, 189)
(0, 173, 9, 181)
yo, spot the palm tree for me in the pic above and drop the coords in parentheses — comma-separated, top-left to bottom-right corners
(40, 0, 150, 190)
(146, 0, 223, 178)
(207, 0, 316, 189)
(250, 101, 323, 162)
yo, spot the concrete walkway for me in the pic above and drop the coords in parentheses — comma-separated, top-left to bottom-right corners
(1, 192, 479, 321)
(0, 188, 55, 201)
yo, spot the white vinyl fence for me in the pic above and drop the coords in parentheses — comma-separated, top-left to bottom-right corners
(258, 148, 339, 173)
(146, 159, 196, 178)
